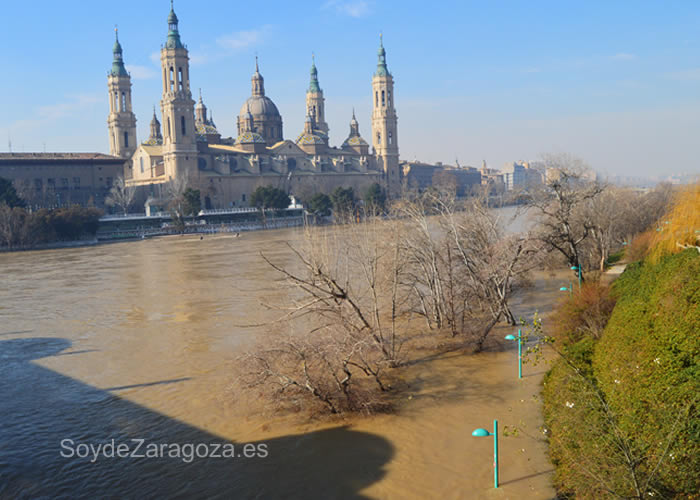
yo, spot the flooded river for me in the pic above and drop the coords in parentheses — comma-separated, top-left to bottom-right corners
(0, 215, 559, 499)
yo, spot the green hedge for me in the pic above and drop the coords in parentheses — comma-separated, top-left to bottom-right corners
(543, 249, 699, 498)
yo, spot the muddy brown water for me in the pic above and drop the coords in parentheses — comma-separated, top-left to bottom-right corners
(0, 218, 562, 499)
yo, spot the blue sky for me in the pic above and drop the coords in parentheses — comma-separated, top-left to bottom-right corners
(1, 0, 699, 178)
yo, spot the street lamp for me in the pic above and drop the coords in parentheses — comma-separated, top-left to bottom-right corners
(559, 284, 573, 297)
(472, 419, 499, 488)
(571, 266, 581, 289)
(505, 329, 522, 379)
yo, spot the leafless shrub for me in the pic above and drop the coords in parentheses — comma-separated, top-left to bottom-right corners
(241, 217, 409, 414)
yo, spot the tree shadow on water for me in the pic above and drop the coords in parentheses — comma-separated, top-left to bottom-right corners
(0, 338, 394, 500)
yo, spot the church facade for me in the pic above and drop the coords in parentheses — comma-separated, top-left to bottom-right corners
(109, 4, 401, 209)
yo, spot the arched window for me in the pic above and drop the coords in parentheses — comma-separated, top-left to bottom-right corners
(381, 90, 385, 106)
(140, 157, 144, 173)
(121, 92, 126, 112)
(388, 131, 393, 145)
(167, 117, 171, 140)
(181, 116, 186, 136)
(169, 68, 174, 91)
(375, 91, 378, 106)
(377, 132, 381, 144)
(388, 90, 391, 106)
(178, 68, 183, 91)
(123, 131, 129, 148)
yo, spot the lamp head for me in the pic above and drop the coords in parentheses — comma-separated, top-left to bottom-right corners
(472, 428, 491, 437)
(504, 334, 516, 341)
(559, 287, 569, 291)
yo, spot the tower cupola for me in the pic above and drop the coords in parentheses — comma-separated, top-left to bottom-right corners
(251, 56, 265, 97)
(111, 28, 129, 77)
(165, 0, 184, 49)
(375, 33, 389, 77)
(309, 54, 321, 93)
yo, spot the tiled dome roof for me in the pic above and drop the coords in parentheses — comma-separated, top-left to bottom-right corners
(236, 131, 266, 144)
(342, 135, 368, 147)
(296, 132, 326, 146)
(196, 123, 219, 135)
(142, 137, 163, 146)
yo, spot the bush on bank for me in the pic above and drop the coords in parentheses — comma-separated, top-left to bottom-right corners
(543, 249, 700, 498)
(0, 204, 102, 249)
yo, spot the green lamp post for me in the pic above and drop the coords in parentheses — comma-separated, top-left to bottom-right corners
(472, 419, 499, 488)
(505, 329, 522, 379)
(571, 265, 581, 289)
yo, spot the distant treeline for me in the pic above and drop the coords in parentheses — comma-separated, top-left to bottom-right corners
(0, 205, 102, 249)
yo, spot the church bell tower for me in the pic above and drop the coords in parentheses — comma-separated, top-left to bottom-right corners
(160, 1, 197, 181)
(306, 54, 329, 140)
(371, 35, 400, 197)
(107, 28, 137, 159)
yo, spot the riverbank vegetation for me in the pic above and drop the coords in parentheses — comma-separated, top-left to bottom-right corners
(541, 182, 699, 499)
(239, 161, 680, 417)
(0, 204, 102, 250)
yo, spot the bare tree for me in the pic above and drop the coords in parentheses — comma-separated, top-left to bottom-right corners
(441, 198, 541, 348)
(524, 154, 605, 277)
(393, 191, 542, 349)
(105, 176, 136, 215)
(241, 217, 410, 414)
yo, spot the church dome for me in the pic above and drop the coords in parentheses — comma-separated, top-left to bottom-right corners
(342, 135, 368, 148)
(239, 96, 281, 119)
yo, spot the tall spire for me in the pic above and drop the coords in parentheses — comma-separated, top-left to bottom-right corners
(375, 33, 389, 76)
(195, 88, 208, 124)
(308, 53, 321, 93)
(149, 105, 162, 143)
(350, 108, 360, 136)
(165, 0, 184, 49)
(110, 26, 129, 77)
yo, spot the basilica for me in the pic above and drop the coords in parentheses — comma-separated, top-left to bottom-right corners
(108, 3, 400, 208)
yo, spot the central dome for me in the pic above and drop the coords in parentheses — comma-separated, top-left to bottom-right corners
(236, 59, 284, 146)
(239, 95, 280, 119)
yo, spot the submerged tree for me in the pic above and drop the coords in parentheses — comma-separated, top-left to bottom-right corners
(241, 216, 409, 414)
